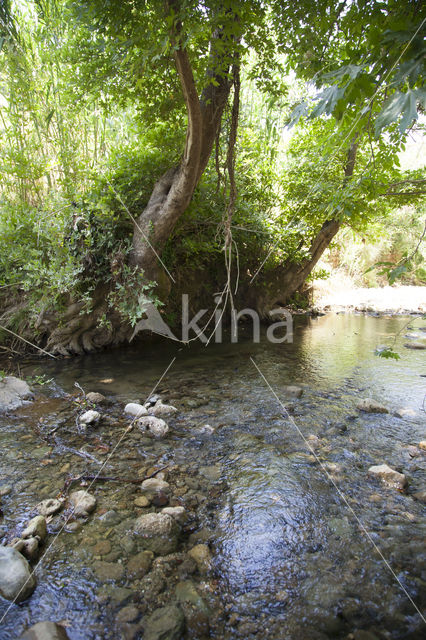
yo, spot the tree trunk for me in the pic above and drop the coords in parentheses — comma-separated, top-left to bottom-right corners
(130, 25, 235, 282)
(245, 140, 359, 316)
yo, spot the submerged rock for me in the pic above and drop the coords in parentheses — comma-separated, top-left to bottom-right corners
(412, 489, 426, 503)
(22, 515, 47, 541)
(0, 546, 37, 602)
(419, 441, 426, 451)
(86, 391, 106, 404)
(404, 342, 426, 350)
(148, 402, 178, 418)
(93, 560, 125, 581)
(134, 513, 180, 555)
(187, 544, 212, 574)
(20, 537, 40, 562)
(368, 464, 407, 490)
(124, 402, 148, 417)
(143, 604, 184, 640)
(36, 498, 63, 517)
(141, 478, 170, 500)
(0, 376, 32, 412)
(127, 550, 153, 578)
(162, 506, 187, 524)
(283, 385, 303, 398)
(69, 490, 97, 516)
(137, 415, 169, 438)
(79, 410, 101, 425)
(395, 408, 417, 419)
(356, 398, 389, 414)
(20, 621, 70, 639)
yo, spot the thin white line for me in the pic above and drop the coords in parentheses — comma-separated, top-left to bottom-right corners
(250, 18, 426, 285)
(0, 325, 57, 359)
(0, 356, 177, 622)
(101, 173, 176, 284)
(250, 356, 426, 624)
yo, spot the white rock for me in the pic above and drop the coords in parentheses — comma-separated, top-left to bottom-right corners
(162, 506, 187, 524)
(134, 513, 179, 554)
(357, 398, 389, 414)
(137, 416, 169, 438)
(395, 408, 417, 419)
(141, 478, 170, 497)
(0, 546, 37, 602)
(148, 402, 177, 418)
(79, 410, 101, 425)
(124, 403, 148, 418)
(419, 441, 426, 451)
(368, 464, 407, 490)
(36, 498, 63, 517)
(0, 376, 32, 412)
(283, 385, 303, 398)
(20, 621, 70, 639)
(69, 490, 97, 516)
(21, 516, 47, 541)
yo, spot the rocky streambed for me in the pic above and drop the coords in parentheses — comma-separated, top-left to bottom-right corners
(0, 313, 425, 639)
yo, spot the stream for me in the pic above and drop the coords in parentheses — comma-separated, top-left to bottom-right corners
(0, 313, 425, 639)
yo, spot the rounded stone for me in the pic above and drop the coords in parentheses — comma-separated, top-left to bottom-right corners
(69, 490, 97, 516)
(0, 546, 37, 602)
(134, 513, 180, 555)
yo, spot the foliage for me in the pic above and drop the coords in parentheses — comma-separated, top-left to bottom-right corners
(0, 0, 424, 346)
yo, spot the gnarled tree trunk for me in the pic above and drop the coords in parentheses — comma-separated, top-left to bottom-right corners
(245, 140, 359, 316)
(130, 26, 235, 282)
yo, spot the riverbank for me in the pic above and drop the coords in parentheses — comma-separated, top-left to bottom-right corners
(313, 280, 426, 314)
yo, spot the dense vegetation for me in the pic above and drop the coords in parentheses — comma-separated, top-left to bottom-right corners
(0, 0, 425, 354)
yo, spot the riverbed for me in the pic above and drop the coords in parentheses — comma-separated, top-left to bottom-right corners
(0, 313, 425, 639)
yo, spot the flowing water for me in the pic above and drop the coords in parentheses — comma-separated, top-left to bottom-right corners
(0, 313, 425, 639)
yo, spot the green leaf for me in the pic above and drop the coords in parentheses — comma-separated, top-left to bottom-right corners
(375, 90, 420, 137)
(374, 346, 400, 360)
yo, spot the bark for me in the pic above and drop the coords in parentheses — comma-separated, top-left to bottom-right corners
(130, 22, 235, 281)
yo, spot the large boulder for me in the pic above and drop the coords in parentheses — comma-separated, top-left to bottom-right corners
(0, 376, 32, 412)
(368, 464, 407, 490)
(0, 546, 37, 602)
(20, 621, 70, 639)
(357, 398, 389, 414)
(143, 604, 184, 640)
(134, 513, 180, 555)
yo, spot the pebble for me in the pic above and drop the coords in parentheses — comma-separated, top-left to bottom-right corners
(36, 498, 63, 517)
(134, 496, 150, 507)
(356, 398, 389, 414)
(79, 410, 101, 425)
(137, 416, 169, 438)
(69, 490, 97, 516)
(86, 392, 107, 404)
(124, 403, 148, 418)
(368, 464, 407, 490)
(22, 515, 47, 541)
(19, 621, 70, 639)
(117, 605, 140, 624)
(93, 540, 112, 556)
(93, 560, 125, 581)
(127, 550, 154, 578)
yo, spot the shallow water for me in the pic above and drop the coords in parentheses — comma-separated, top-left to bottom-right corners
(0, 313, 425, 639)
